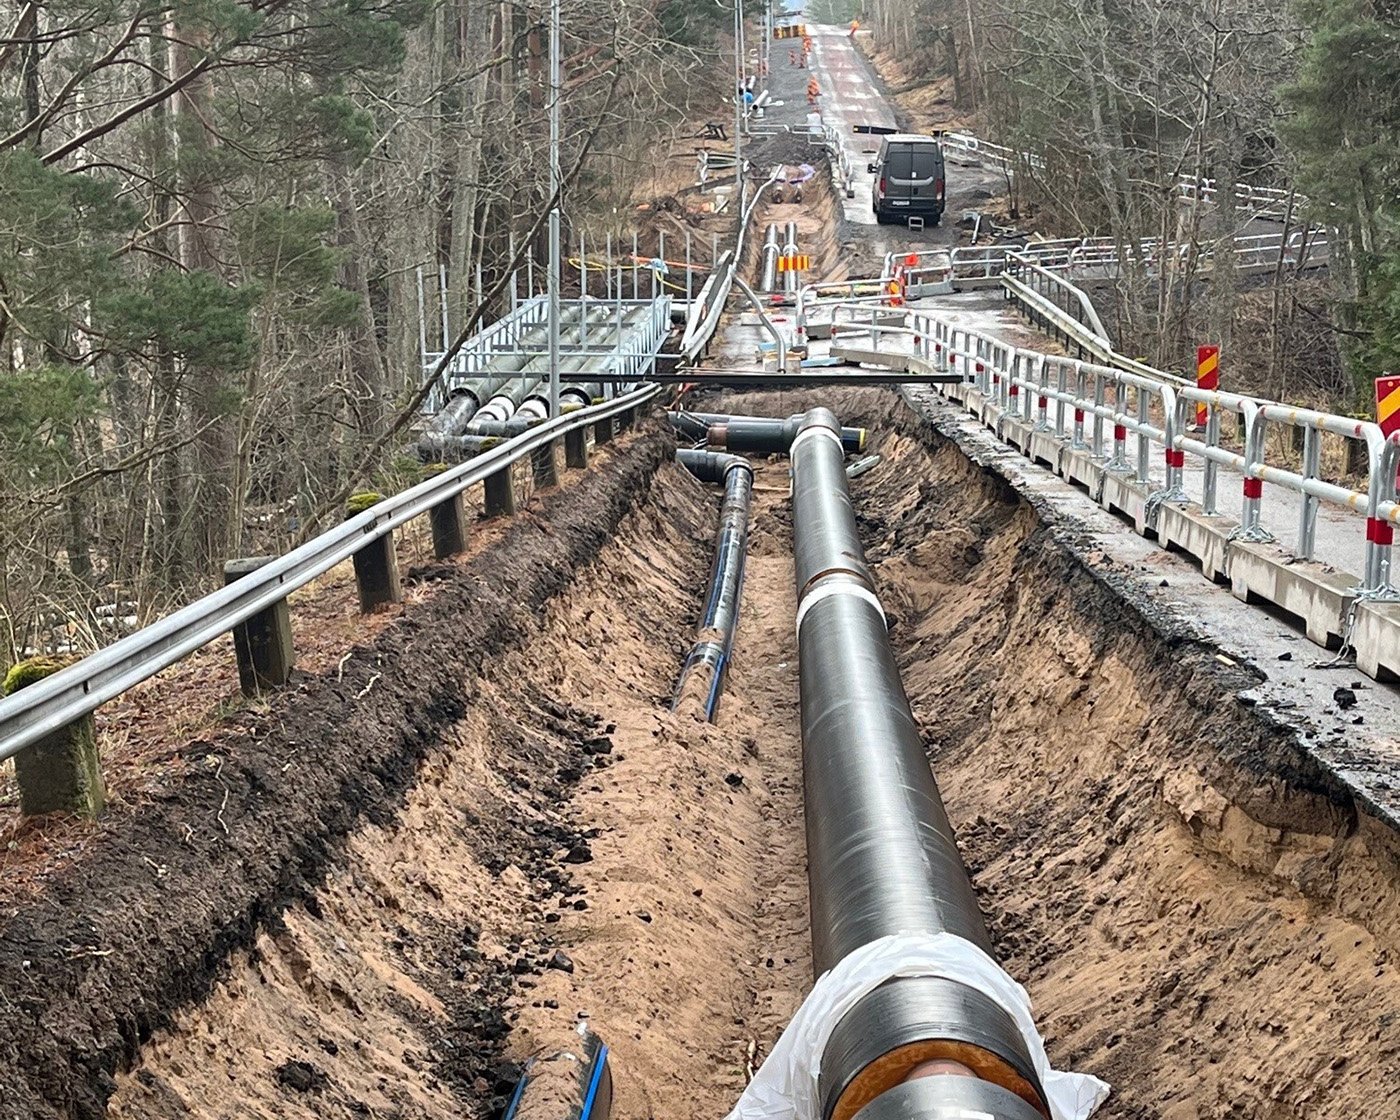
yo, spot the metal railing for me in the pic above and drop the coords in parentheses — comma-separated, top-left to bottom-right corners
(0, 386, 660, 760)
(827, 295, 1400, 602)
(941, 128, 1308, 220)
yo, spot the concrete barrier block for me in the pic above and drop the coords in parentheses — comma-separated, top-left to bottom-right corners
(1353, 600, 1400, 682)
(1227, 542, 1356, 648)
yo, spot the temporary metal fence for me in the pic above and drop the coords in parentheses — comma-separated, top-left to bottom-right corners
(0, 386, 661, 761)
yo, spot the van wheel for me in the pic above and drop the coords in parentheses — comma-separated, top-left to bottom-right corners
(874, 211, 890, 225)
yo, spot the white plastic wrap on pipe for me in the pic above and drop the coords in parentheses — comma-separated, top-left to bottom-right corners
(724, 933, 1110, 1120)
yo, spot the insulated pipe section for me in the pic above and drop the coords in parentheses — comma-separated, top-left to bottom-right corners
(782, 220, 800, 296)
(672, 449, 753, 722)
(465, 418, 537, 438)
(791, 408, 1050, 1120)
(474, 376, 540, 424)
(760, 223, 781, 293)
(849, 1075, 1045, 1120)
(519, 305, 652, 420)
(669, 411, 866, 456)
(416, 434, 502, 464)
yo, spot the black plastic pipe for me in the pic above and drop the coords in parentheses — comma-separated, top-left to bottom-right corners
(790, 409, 1050, 1120)
(672, 449, 754, 722)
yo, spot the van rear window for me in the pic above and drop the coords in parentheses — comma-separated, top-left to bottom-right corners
(886, 144, 939, 180)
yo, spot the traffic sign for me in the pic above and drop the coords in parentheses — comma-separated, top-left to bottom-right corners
(1196, 345, 1219, 428)
(1378, 375, 1400, 437)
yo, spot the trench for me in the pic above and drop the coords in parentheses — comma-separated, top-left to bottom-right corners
(11, 390, 1400, 1120)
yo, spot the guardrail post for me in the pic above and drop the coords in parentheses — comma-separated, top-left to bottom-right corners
(3, 658, 105, 818)
(484, 462, 518, 518)
(1136, 388, 1151, 483)
(1202, 403, 1222, 515)
(564, 425, 590, 469)
(423, 466, 469, 558)
(532, 439, 560, 490)
(1297, 425, 1321, 559)
(223, 558, 295, 695)
(594, 415, 615, 445)
(346, 492, 403, 613)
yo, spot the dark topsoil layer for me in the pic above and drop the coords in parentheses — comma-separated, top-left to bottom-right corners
(0, 423, 673, 1120)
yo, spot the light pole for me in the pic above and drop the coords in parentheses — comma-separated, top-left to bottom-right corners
(733, 0, 745, 210)
(547, 0, 562, 418)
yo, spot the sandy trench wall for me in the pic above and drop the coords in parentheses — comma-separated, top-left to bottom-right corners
(0, 424, 680, 1120)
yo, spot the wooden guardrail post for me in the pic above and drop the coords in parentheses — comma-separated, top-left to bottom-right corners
(223, 558, 295, 696)
(532, 439, 560, 490)
(594, 415, 615, 445)
(484, 463, 518, 518)
(423, 465, 469, 558)
(3, 658, 105, 818)
(346, 492, 402, 613)
(564, 425, 589, 469)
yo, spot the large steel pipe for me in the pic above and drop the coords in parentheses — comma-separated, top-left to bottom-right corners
(849, 1076, 1045, 1120)
(672, 449, 753, 721)
(791, 409, 1049, 1120)
(782, 220, 800, 296)
(760, 223, 781, 292)
(667, 412, 866, 456)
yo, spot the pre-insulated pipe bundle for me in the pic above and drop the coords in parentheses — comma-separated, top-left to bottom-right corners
(672, 449, 753, 722)
(790, 409, 1051, 1120)
(667, 411, 867, 456)
(782, 220, 800, 296)
(760, 223, 781, 293)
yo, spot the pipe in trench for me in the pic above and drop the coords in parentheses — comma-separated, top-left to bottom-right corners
(790, 408, 1051, 1120)
(760, 223, 781, 293)
(782, 220, 800, 296)
(666, 411, 867, 456)
(671, 449, 754, 722)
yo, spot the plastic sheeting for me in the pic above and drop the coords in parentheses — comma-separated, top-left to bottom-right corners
(723, 933, 1111, 1120)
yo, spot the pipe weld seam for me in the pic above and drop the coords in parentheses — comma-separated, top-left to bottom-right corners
(789, 425, 845, 458)
(794, 580, 886, 636)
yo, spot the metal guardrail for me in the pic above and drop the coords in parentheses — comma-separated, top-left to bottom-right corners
(0, 385, 661, 761)
(941, 129, 1307, 220)
(678, 166, 786, 364)
(886, 229, 1328, 300)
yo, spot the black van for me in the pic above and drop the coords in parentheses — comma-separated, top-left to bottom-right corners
(869, 134, 946, 225)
